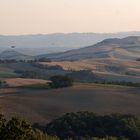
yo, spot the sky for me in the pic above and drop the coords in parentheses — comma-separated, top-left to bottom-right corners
(0, 0, 140, 35)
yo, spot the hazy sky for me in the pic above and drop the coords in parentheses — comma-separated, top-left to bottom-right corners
(0, 0, 140, 35)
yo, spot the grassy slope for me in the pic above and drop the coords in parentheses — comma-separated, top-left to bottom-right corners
(0, 71, 18, 80)
(0, 83, 139, 124)
(41, 58, 140, 82)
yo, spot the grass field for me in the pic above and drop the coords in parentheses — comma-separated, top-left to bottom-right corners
(0, 83, 139, 124)
(40, 58, 140, 72)
(0, 71, 17, 79)
(40, 58, 140, 82)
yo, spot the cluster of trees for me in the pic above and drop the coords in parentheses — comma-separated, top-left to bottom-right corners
(94, 81, 140, 87)
(136, 58, 140, 61)
(67, 70, 100, 83)
(14, 70, 47, 79)
(14, 69, 140, 88)
(0, 59, 21, 63)
(31, 63, 63, 70)
(0, 57, 51, 64)
(50, 75, 73, 88)
(13, 73, 74, 89)
(35, 57, 52, 62)
(125, 71, 137, 76)
(67, 70, 140, 87)
(46, 112, 140, 140)
(27, 58, 52, 63)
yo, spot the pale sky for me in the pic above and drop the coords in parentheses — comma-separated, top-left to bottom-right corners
(0, 0, 140, 35)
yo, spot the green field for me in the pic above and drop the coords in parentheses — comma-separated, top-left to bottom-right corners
(23, 83, 50, 89)
(0, 71, 18, 79)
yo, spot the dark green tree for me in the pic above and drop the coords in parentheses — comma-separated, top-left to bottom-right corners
(1, 117, 34, 140)
(50, 75, 73, 88)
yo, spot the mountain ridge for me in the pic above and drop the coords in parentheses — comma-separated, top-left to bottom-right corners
(0, 36, 140, 61)
(39, 36, 140, 60)
(1, 32, 140, 55)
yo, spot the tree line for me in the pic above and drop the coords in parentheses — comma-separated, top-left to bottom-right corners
(45, 112, 140, 140)
(0, 112, 137, 140)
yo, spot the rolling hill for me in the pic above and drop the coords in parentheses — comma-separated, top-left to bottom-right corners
(39, 36, 140, 82)
(0, 36, 140, 83)
(40, 36, 140, 61)
(1, 36, 140, 62)
(1, 32, 140, 55)
(0, 50, 34, 60)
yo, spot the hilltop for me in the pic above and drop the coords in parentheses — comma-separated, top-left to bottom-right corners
(41, 36, 140, 60)
(0, 50, 34, 60)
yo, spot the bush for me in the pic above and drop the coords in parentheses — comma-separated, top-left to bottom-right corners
(50, 75, 73, 88)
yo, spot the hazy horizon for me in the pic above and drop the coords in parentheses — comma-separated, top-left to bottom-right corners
(1, 31, 140, 36)
(1, 0, 140, 35)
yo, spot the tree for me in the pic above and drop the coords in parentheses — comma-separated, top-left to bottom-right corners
(0, 116, 59, 140)
(1, 117, 34, 140)
(50, 75, 73, 88)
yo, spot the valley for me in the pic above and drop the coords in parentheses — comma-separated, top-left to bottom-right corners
(0, 36, 139, 125)
(1, 1, 140, 139)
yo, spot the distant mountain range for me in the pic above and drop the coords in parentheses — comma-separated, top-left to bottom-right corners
(0, 36, 140, 61)
(40, 36, 140, 61)
(1, 32, 140, 55)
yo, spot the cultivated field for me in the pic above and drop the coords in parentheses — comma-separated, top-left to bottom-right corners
(41, 58, 140, 72)
(0, 83, 139, 124)
(5, 78, 50, 87)
(40, 58, 140, 82)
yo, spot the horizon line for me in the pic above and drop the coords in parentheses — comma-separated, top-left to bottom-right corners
(1, 31, 140, 36)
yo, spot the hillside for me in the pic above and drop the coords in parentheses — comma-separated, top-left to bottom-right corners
(39, 36, 140, 82)
(0, 50, 34, 60)
(0, 36, 140, 83)
(0, 36, 140, 61)
(0, 83, 139, 123)
(41, 36, 140, 61)
(1, 32, 140, 55)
